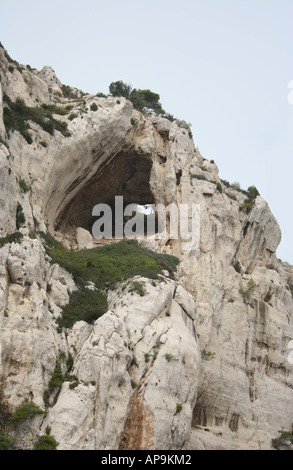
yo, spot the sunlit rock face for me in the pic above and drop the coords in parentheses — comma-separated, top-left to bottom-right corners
(0, 43, 292, 450)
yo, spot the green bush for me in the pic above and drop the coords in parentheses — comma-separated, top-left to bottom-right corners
(40, 234, 179, 289)
(58, 287, 108, 329)
(66, 353, 74, 372)
(131, 380, 137, 389)
(61, 84, 79, 99)
(19, 178, 30, 193)
(96, 92, 107, 98)
(109, 81, 165, 115)
(164, 113, 175, 122)
(68, 112, 78, 121)
(233, 260, 242, 273)
(40, 234, 179, 329)
(247, 185, 260, 200)
(48, 362, 66, 391)
(130, 356, 138, 368)
(240, 199, 254, 214)
(0, 231, 23, 248)
(272, 431, 293, 450)
(231, 182, 241, 191)
(10, 401, 45, 427)
(3, 95, 71, 143)
(176, 403, 183, 414)
(190, 173, 207, 181)
(130, 88, 165, 115)
(220, 179, 260, 202)
(69, 381, 79, 390)
(0, 432, 13, 450)
(41, 103, 68, 115)
(108, 81, 196, 131)
(34, 433, 59, 450)
(164, 353, 174, 362)
(16, 202, 25, 229)
(221, 179, 231, 188)
(201, 349, 216, 361)
(109, 81, 131, 99)
(3, 96, 33, 143)
(90, 102, 98, 111)
(128, 280, 146, 297)
(240, 279, 258, 301)
(48, 353, 76, 389)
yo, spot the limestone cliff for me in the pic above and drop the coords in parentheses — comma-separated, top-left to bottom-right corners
(0, 43, 292, 450)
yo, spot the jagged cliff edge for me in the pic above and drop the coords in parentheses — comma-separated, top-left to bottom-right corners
(0, 43, 292, 450)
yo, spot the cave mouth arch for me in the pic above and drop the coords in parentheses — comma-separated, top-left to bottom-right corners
(54, 149, 155, 238)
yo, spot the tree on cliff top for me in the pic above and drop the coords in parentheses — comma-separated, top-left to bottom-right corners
(109, 80, 165, 115)
(109, 80, 132, 99)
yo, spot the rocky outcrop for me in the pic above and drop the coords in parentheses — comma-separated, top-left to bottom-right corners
(0, 234, 199, 450)
(0, 43, 292, 450)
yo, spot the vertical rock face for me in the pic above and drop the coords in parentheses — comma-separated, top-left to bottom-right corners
(0, 42, 292, 450)
(43, 279, 200, 450)
(0, 235, 200, 449)
(181, 198, 293, 449)
(0, 145, 18, 235)
(0, 80, 6, 140)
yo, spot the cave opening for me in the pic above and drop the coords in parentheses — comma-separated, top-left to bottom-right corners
(54, 150, 156, 240)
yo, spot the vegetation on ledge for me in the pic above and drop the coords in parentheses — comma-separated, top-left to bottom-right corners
(10, 401, 46, 428)
(0, 433, 13, 450)
(34, 431, 59, 450)
(109, 80, 192, 134)
(0, 231, 23, 248)
(40, 233, 179, 329)
(3, 94, 71, 143)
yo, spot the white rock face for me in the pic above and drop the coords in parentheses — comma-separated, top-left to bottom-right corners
(0, 144, 18, 235)
(41, 278, 200, 450)
(76, 227, 93, 250)
(0, 42, 292, 450)
(0, 80, 6, 140)
(0, 235, 200, 450)
(37, 66, 63, 97)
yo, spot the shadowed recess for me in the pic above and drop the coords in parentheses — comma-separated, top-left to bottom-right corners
(55, 150, 155, 234)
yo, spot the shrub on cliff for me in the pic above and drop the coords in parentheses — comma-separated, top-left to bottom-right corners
(0, 433, 13, 450)
(109, 81, 131, 99)
(272, 431, 293, 450)
(40, 233, 179, 329)
(34, 433, 59, 450)
(3, 95, 71, 143)
(10, 401, 46, 428)
(58, 287, 108, 329)
(16, 202, 25, 229)
(109, 81, 165, 115)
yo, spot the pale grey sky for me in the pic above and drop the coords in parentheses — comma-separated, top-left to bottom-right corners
(1, 0, 293, 263)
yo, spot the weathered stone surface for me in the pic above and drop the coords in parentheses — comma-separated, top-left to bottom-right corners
(0, 42, 292, 450)
(43, 278, 200, 450)
(0, 144, 18, 235)
(76, 227, 93, 250)
(37, 66, 63, 98)
(0, 81, 5, 140)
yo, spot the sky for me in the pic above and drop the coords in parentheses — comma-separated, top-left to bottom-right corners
(1, 0, 293, 263)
